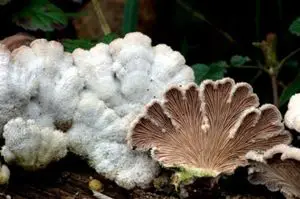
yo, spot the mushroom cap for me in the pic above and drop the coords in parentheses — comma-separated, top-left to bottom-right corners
(0, 162, 10, 185)
(128, 78, 291, 176)
(246, 144, 300, 198)
(0, 33, 34, 51)
(1, 117, 68, 170)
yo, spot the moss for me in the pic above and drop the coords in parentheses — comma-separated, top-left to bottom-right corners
(153, 175, 169, 190)
(171, 166, 218, 190)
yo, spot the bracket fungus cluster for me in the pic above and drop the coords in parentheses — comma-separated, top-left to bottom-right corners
(241, 93, 300, 199)
(246, 145, 300, 199)
(0, 31, 298, 195)
(0, 32, 194, 189)
(128, 78, 291, 181)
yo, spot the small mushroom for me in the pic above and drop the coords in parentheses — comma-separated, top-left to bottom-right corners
(246, 144, 300, 199)
(0, 33, 34, 51)
(0, 162, 10, 184)
(89, 178, 103, 192)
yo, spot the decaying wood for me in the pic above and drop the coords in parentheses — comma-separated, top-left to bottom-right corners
(0, 154, 129, 199)
(0, 154, 286, 199)
(0, 154, 176, 199)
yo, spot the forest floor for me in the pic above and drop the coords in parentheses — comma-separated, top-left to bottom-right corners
(0, 154, 285, 199)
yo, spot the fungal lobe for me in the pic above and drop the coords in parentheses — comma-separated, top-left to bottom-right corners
(129, 78, 291, 176)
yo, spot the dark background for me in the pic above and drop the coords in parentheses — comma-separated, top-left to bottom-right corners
(1, 0, 300, 107)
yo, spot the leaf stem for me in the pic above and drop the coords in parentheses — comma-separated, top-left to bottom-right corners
(277, 0, 283, 22)
(278, 81, 287, 89)
(231, 64, 269, 74)
(91, 0, 111, 35)
(176, 0, 236, 44)
(278, 47, 300, 71)
(250, 70, 263, 84)
(122, 0, 139, 34)
(233, 65, 262, 69)
(255, 0, 261, 40)
(271, 74, 279, 107)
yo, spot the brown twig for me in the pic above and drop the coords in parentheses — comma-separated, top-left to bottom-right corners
(270, 74, 279, 107)
(91, 0, 111, 35)
(250, 70, 263, 84)
(278, 81, 287, 89)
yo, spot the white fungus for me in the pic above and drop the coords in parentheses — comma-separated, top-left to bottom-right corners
(0, 32, 194, 189)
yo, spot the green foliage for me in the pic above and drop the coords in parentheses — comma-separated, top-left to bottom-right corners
(62, 33, 119, 52)
(279, 75, 300, 106)
(180, 37, 189, 58)
(192, 64, 209, 83)
(192, 55, 252, 85)
(289, 17, 300, 36)
(13, 0, 68, 31)
(0, 0, 10, 6)
(192, 55, 251, 84)
(284, 60, 298, 69)
(122, 0, 139, 34)
(230, 55, 250, 67)
(192, 61, 227, 84)
(62, 39, 98, 53)
(101, 33, 119, 44)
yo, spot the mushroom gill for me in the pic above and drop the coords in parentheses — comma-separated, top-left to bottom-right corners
(128, 78, 291, 178)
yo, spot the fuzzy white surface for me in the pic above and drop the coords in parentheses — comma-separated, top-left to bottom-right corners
(284, 93, 300, 132)
(68, 32, 194, 189)
(1, 118, 67, 170)
(0, 32, 194, 189)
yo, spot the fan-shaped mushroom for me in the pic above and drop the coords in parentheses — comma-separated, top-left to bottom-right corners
(128, 78, 291, 180)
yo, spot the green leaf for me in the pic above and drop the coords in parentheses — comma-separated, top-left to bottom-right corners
(62, 33, 118, 52)
(192, 64, 209, 84)
(101, 33, 119, 44)
(62, 39, 98, 52)
(180, 37, 189, 58)
(65, 11, 88, 18)
(279, 75, 300, 106)
(206, 61, 227, 79)
(122, 0, 139, 34)
(192, 62, 226, 84)
(289, 17, 300, 36)
(284, 60, 298, 69)
(230, 55, 250, 67)
(13, 0, 68, 32)
(211, 61, 229, 68)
